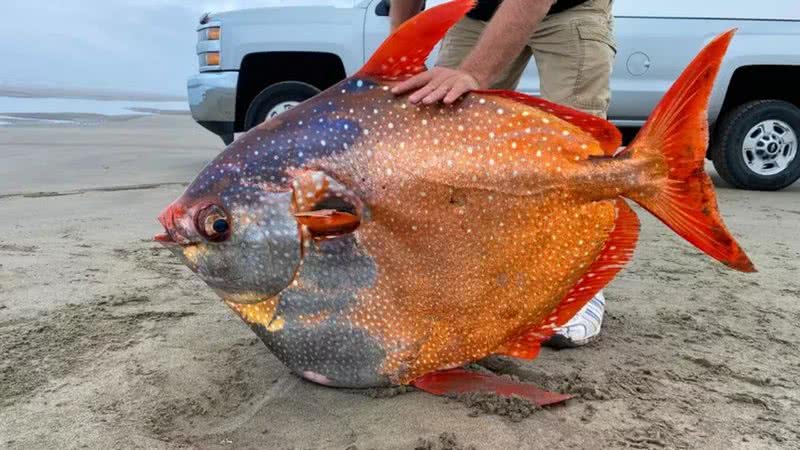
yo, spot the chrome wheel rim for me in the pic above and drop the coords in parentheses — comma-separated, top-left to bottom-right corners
(742, 119, 797, 176)
(267, 101, 299, 119)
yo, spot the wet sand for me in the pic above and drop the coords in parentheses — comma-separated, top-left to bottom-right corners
(1, 115, 799, 449)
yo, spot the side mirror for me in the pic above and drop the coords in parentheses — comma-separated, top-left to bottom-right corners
(375, 0, 390, 16)
(375, 0, 426, 17)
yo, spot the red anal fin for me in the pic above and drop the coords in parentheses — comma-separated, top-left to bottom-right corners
(357, 0, 475, 81)
(412, 368, 571, 407)
(475, 90, 622, 155)
(496, 199, 640, 357)
(494, 337, 543, 361)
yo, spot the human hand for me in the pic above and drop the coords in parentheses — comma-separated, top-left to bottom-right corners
(390, 66, 480, 105)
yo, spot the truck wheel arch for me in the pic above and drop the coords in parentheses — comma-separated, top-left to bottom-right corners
(717, 65, 800, 119)
(235, 52, 347, 132)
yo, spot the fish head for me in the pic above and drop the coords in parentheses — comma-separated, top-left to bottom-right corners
(155, 154, 301, 304)
(154, 75, 371, 304)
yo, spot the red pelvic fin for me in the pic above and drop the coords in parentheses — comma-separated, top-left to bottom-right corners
(412, 368, 571, 407)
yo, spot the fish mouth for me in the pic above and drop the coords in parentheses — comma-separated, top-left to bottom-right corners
(154, 225, 192, 247)
(156, 203, 190, 246)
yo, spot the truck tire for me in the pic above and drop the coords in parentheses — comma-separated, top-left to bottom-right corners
(711, 100, 800, 191)
(243, 81, 320, 131)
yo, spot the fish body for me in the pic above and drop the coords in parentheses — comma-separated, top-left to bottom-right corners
(157, 0, 753, 391)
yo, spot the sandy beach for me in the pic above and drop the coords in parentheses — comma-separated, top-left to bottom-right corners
(1, 114, 799, 449)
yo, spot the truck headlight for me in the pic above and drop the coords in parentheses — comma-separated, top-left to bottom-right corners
(199, 26, 220, 41)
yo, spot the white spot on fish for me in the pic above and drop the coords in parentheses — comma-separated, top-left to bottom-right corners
(302, 371, 331, 385)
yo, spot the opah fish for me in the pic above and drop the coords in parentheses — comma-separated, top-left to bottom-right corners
(155, 0, 753, 405)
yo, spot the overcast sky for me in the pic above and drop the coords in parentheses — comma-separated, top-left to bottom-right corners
(5, 1, 798, 98)
(3, 1, 351, 97)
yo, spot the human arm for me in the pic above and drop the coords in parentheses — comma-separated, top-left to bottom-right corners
(390, 0, 425, 32)
(392, 0, 556, 104)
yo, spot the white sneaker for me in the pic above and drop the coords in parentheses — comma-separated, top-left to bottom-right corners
(545, 291, 606, 349)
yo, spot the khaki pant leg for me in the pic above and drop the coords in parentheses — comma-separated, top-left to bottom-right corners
(435, 17, 532, 90)
(529, 2, 616, 118)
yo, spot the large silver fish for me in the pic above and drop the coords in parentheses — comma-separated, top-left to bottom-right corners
(155, 0, 753, 404)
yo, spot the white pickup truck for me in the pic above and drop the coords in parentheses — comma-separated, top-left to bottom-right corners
(187, 0, 800, 191)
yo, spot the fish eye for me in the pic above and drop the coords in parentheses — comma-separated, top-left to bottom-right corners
(197, 205, 231, 242)
(212, 218, 229, 233)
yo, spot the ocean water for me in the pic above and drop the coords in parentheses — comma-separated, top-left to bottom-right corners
(0, 96, 188, 118)
(0, 115, 78, 124)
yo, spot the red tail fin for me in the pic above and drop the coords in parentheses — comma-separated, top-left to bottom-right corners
(624, 30, 755, 272)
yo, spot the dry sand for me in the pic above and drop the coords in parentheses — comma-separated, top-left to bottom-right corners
(1, 115, 799, 449)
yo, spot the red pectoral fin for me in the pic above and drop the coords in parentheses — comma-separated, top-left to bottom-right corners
(412, 368, 572, 407)
(291, 170, 364, 239)
(295, 209, 360, 237)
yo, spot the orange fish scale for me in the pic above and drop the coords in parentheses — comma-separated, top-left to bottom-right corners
(318, 89, 618, 383)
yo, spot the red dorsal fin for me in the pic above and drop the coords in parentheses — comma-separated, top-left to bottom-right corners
(357, 0, 475, 81)
(495, 199, 640, 359)
(476, 90, 622, 155)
